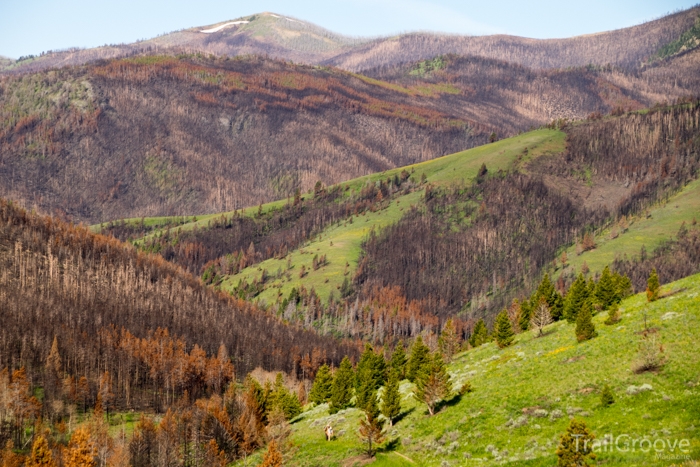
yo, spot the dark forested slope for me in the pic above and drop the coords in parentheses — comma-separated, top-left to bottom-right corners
(0, 198, 357, 411)
(354, 102, 700, 322)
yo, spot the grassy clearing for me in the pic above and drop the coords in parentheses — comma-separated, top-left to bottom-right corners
(561, 178, 700, 276)
(221, 190, 423, 304)
(222, 129, 565, 304)
(279, 273, 700, 466)
(100, 130, 564, 302)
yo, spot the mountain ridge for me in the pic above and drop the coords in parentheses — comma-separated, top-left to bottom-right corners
(3, 7, 700, 75)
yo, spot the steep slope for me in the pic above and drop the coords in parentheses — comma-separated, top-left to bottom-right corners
(275, 273, 700, 466)
(357, 103, 700, 321)
(363, 55, 651, 136)
(0, 198, 357, 411)
(0, 54, 481, 223)
(104, 102, 700, 344)
(4, 49, 697, 226)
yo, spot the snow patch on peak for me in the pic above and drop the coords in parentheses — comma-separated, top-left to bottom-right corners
(200, 21, 249, 34)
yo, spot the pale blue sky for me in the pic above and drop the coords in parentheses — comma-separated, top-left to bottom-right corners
(0, 0, 697, 58)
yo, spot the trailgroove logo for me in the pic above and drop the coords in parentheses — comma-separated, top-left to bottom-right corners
(573, 433, 691, 455)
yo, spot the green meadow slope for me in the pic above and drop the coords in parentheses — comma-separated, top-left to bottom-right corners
(560, 178, 700, 277)
(243, 273, 700, 466)
(209, 129, 564, 303)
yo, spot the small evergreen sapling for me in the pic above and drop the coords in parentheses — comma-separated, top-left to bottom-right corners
(600, 385, 615, 407)
(469, 319, 489, 348)
(575, 302, 597, 342)
(556, 418, 596, 467)
(646, 267, 660, 302)
(358, 389, 385, 457)
(603, 305, 621, 325)
(494, 309, 515, 348)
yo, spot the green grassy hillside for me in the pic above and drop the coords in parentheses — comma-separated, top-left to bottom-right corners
(96, 129, 565, 304)
(222, 129, 565, 303)
(250, 272, 700, 466)
(561, 178, 700, 277)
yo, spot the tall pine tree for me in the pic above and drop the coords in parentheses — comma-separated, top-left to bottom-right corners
(575, 302, 597, 342)
(355, 344, 387, 411)
(519, 299, 533, 331)
(329, 357, 354, 414)
(564, 274, 589, 323)
(438, 318, 460, 362)
(406, 336, 431, 382)
(415, 352, 452, 416)
(594, 266, 617, 310)
(309, 364, 333, 405)
(494, 309, 515, 349)
(389, 341, 407, 380)
(381, 368, 402, 426)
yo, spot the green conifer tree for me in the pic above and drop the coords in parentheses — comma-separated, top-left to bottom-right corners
(518, 299, 533, 331)
(329, 357, 354, 414)
(355, 344, 387, 411)
(406, 336, 431, 382)
(550, 289, 565, 321)
(531, 274, 565, 320)
(612, 272, 632, 303)
(564, 274, 589, 322)
(646, 267, 660, 302)
(389, 342, 407, 380)
(556, 418, 596, 466)
(309, 364, 333, 405)
(358, 388, 384, 457)
(469, 319, 489, 348)
(603, 305, 621, 325)
(438, 318, 460, 362)
(587, 276, 596, 303)
(494, 309, 515, 349)
(380, 368, 401, 426)
(575, 302, 597, 342)
(271, 373, 301, 420)
(594, 266, 617, 310)
(415, 352, 452, 416)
